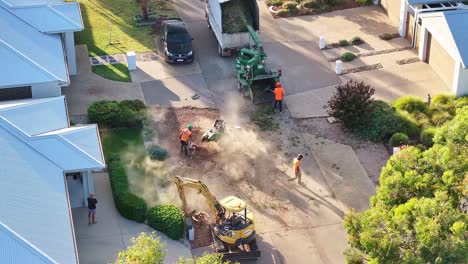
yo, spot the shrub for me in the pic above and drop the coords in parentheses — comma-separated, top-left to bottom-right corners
(455, 96, 468, 108)
(343, 248, 364, 264)
(379, 33, 397, 40)
(420, 127, 437, 147)
(120, 99, 147, 112)
(282, 0, 298, 9)
(326, 80, 375, 132)
(178, 253, 230, 264)
(394, 96, 428, 113)
(339, 39, 350, 47)
(275, 8, 290, 16)
(88, 100, 121, 127)
(115, 192, 148, 223)
(341, 52, 357, 62)
(389, 133, 409, 147)
(350, 36, 364, 45)
(107, 153, 147, 223)
(357, 100, 400, 142)
(431, 111, 453, 126)
(431, 94, 456, 105)
(301, 0, 320, 8)
(395, 110, 421, 137)
(149, 145, 168, 161)
(267, 0, 285, 6)
(116, 232, 165, 264)
(88, 100, 147, 128)
(148, 205, 185, 240)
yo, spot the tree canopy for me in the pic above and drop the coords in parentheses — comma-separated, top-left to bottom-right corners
(344, 107, 468, 264)
(116, 232, 165, 264)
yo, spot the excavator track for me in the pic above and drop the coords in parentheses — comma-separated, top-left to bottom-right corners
(211, 229, 261, 261)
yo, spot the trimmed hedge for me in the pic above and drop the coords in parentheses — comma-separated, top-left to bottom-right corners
(389, 133, 409, 147)
(88, 100, 146, 128)
(107, 154, 147, 223)
(148, 205, 185, 240)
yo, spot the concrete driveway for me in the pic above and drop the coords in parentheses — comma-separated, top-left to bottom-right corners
(72, 173, 191, 264)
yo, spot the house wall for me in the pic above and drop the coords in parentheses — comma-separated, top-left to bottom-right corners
(31, 82, 62, 98)
(453, 62, 468, 97)
(381, 0, 403, 25)
(64, 32, 77, 76)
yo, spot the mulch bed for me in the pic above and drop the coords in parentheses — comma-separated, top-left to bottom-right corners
(327, 46, 413, 62)
(272, 0, 362, 18)
(396, 57, 420, 65)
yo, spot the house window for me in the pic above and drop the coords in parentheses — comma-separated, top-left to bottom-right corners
(0, 86, 32, 101)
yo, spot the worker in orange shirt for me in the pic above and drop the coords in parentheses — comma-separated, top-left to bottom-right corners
(273, 82, 285, 114)
(289, 154, 303, 184)
(179, 124, 193, 152)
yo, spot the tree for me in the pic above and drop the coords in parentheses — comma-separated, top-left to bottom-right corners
(344, 107, 468, 264)
(116, 232, 166, 264)
(178, 253, 234, 264)
(325, 80, 375, 132)
(140, 0, 148, 20)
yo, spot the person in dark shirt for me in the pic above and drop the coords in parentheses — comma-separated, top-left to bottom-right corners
(87, 193, 98, 225)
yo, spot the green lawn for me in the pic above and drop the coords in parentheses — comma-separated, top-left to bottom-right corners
(92, 63, 131, 82)
(100, 128, 145, 156)
(73, 0, 178, 56)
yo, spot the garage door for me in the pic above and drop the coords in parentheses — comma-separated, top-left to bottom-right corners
(425, 33, 455, 89)
(381, 0, 401, 25)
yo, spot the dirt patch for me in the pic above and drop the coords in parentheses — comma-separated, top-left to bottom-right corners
(296, 118, 389, 184)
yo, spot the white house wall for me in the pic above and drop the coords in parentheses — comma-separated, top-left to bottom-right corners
(64, 32, 77, 75)
(31, 82, 62, 98)
(453, 62, 468, 96)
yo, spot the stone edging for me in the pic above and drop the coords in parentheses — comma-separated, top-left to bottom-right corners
(396, 57, 420, 65)
(327, 46, 413, 62)
(341, 63, 383, 75)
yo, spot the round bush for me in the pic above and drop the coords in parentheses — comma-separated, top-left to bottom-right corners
(115, 192, 147, 223)
(341, 52, 357, 62)
(389, 133, 409, 147)
(431, 111, 453, 126)
(339, 39, 350, 47)
(267, 0, 285, 6)
(394, 96, 428, 113)
(148, 205, 185, 240)
(88, 100, 121, 127)
(282, 1, 298, 9)
(431, 94, 455, 105)
(148, 145, 168, 161)
(350, 36, 364, 45)
(302, 0, 319, 8)
(120, 99, 147, 111)
(379, 33, 395, 40)
(420, 127, 437, 147)
(455, 96, 468, 108)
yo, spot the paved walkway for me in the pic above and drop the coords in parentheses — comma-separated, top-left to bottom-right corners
(72, 172, 192, 264)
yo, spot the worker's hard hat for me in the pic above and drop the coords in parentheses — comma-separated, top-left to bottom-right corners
(188, 124, 193, 131)
(276, 82, 281, 87)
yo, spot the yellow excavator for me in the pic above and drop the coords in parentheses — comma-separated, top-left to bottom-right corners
(174, 176, 260, 261)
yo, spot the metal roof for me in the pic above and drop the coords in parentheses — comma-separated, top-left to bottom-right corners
(0, 222, 56, 264)
(0, 97, 106, 264)
(0, 0, 84, 88)
(408, 0, 461, 4)
(444, 10, 468, 68)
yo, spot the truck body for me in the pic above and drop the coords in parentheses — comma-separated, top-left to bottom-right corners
(205, 0, 260, 56)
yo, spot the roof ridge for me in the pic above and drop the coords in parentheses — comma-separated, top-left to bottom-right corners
(0, 96, 65, 112)
(48, 2, 83, 30)
(0, 221, 58, 264)
(0, 39, 64, 82)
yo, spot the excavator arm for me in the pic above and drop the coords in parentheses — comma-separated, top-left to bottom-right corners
(174, 176, 225, 223)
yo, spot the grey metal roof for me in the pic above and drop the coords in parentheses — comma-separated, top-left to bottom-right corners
(444, 10, 468, 68)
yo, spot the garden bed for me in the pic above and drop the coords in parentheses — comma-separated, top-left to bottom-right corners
(267, 0, 367, 18)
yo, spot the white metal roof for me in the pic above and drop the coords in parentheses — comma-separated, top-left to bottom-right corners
(0, 0, 84, 88)
(0, 222, 56, 264)
(444, 10, 468, 68)
(0, 97, 106, 264)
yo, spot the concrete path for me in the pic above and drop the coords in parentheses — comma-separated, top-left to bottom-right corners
(63, 45, 145, 116)
(284, 84, 337, 118)
(302, 134, 376, 212)
(72, 172, 192, 264)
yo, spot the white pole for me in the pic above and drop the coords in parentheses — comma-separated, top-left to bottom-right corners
(319, 36, 326, 50)
(335, 60, 342, 75)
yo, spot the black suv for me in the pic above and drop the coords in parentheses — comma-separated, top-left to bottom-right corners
(161, 19, 194, 63)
